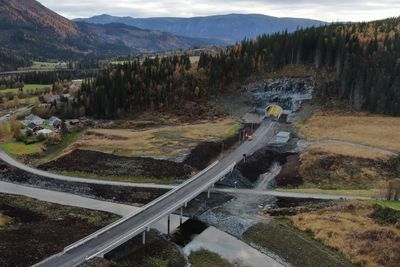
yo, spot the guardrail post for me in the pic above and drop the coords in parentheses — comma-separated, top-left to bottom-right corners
(167, 214, 171, 236)
(142, 231, 146, 245)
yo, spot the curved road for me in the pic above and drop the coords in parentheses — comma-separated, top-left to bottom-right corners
(0, 150, 175, 189)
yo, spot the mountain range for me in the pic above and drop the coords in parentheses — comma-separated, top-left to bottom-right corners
(0, 0, 210, 71)
(74, 14, 325, 44)
(0, 0, 325, 71)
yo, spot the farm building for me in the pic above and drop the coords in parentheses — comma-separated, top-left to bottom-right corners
(46, 116, 62, 129)
(37, 129, 54, 137)
(24, 114, 45, 126)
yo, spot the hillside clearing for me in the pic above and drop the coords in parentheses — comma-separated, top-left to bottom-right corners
(72, 118, 241, 159)
(297, 114, 400, 152)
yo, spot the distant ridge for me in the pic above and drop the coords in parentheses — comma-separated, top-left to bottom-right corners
(0, 0, 214, 71)
(75, 13, 326, 44)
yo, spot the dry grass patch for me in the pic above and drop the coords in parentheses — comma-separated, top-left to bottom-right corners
(298, 114, 400, 152)
(0, 214, 11, 226)
(291, 201, 400, 267)
(72, 118, 241, 159)
(308, 144, 391, 159)
(297, 146, 399, 189)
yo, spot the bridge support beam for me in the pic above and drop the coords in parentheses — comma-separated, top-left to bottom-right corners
(207, 187, 211, 198)
(142, 231, 146, 245)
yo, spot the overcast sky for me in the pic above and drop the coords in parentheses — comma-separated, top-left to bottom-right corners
(37, 0, 400, 22)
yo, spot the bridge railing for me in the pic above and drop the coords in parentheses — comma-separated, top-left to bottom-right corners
(63, 160, 219, 253)
(86, 162, 236, 260)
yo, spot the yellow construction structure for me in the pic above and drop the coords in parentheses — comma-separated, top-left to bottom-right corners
(265, 104, 283, 118)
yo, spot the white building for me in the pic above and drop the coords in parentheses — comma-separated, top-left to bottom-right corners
(37, 129, 54, 137)
(275, 132, 290, 144)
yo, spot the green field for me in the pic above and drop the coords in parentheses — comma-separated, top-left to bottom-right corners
(0, 84, 51, 96)
(30, 61, 67, 70)
(373, 200, 400, 210)
(0, 141, 43, 157)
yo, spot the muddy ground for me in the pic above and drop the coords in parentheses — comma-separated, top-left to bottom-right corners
(82, 230, 186, 267)
(40, 149, 193, 181)
(38, 123, 257, 184)
(0, 164, 167, 205)
(0, 194, 118, 267)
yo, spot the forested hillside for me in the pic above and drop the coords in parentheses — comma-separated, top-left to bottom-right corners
(81, 17, 400, 118)
(80, 55, 200, 118)
(200, 17, 400, 115)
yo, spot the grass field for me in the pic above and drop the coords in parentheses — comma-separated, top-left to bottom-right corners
(373, 200, 400, 210)
(244, 220, 352, 267)
(277, 188, 375, 198)
(36, 132, 83, 164)
(306, 143, 392, 159)
(73, 119, 241, 159)
(290, 201, 400, 267)
(0, 84, 51, 96)
(297, 113, 400, 152)
(30, 61, 67, 70)
(189, 249, 233, 267)
(0, 141, 43, 157)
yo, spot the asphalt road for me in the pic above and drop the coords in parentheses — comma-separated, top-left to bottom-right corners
(213, 188, 370, 200)
(0, 150, 176, 189)
(33, 120, 276, 267)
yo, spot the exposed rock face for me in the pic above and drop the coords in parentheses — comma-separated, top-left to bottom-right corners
(248, 78, 314, 113)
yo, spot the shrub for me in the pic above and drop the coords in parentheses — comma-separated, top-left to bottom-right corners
(371, 204, 400, 225)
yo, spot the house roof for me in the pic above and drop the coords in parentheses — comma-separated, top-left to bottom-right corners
(25, 114, 43, 122)
(48, 116, 62, 123)
(27, 122, 37, 129)
(37, 129, 53, 134)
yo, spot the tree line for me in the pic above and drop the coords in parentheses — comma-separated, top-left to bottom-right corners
(81, 17, 400, 117)
(200, 18, 400, 115)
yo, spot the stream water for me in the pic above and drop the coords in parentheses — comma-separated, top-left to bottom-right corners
(0, 181, 286, 266)
(174, 219, 285, 267)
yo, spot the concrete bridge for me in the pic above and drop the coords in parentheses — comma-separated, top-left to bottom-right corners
(29, 121, 276, 267)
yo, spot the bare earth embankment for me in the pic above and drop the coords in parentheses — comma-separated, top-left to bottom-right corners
(0, 193, 118, 267)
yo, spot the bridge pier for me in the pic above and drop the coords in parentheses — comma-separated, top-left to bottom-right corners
(142, 231, 146, 245)
(207, 187, 211, 198)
